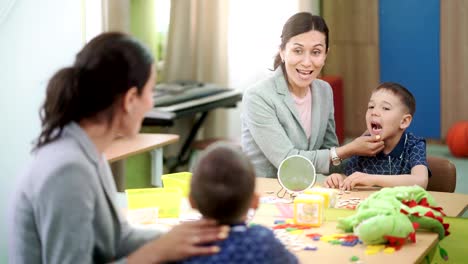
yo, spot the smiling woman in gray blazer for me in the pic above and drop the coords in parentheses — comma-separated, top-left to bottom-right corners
(242, 13, 384, 179)
(9, 33, 229, 264)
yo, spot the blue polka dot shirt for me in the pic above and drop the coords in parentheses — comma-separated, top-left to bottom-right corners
(177, 224, 298, 264)
(344, 132, 428, 176)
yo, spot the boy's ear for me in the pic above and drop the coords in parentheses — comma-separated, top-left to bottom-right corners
(251, 192, 260, 210)
(400, 114, 413, 129)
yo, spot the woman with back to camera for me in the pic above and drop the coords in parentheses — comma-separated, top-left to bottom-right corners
(242, 12, 384, 179)
(8, 32, 229, 264)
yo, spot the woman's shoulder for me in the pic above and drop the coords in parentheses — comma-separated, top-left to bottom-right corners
(17, 138, 98, 201)
(33, 137, 96, 179)
(37, 137, 85, 160)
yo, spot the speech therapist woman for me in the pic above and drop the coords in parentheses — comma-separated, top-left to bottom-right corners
(241, 12, 384, 178)
(8, 32, 229, 264)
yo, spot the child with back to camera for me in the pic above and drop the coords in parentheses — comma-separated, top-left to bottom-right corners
(179, 143, 298, 264)
(324, 82, 429, 190)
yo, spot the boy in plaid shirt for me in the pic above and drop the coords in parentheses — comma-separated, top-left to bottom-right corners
(325, 82, 429, 190)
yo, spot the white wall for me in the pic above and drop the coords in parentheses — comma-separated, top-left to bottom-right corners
(0, 0, 82, 261)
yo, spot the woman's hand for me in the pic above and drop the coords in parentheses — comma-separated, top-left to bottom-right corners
(128, 218, 230, 264)
(349, 135, 384, 157)
(324, 173, 346, 189)
(341, 172, 374, 190)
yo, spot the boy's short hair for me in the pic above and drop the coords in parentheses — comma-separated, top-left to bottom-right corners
(190, 142, 256, 224)
(375, 82, 416, 116)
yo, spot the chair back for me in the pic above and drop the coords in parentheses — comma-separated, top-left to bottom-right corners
(426, 156, 457, 192)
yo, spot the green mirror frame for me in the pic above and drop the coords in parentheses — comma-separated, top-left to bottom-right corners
(277, 155, 316, 198)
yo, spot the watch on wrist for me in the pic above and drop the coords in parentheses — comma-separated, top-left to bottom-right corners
(330, 147, 342, 166)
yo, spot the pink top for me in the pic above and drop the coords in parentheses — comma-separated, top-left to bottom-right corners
(291, 88, 312, 139)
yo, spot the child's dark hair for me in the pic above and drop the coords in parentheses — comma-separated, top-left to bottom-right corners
(190, 142, 256, 225)
(35, 32, 153, 150)
(375, 82, 416, 116)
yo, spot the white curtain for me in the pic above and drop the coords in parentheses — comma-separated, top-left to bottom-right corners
(164, 0, 228, 85)
(163, 0, 229, 139)
(102, 0, 130, 33)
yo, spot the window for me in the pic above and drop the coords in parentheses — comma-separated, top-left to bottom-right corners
(227, 0, 299, 91)
(154, 0, 171, 65)
(82, 0, 103, 43)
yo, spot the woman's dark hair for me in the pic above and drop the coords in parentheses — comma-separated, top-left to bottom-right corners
(35, 32, 153, 149)
(273, 12, 329, 71)
(190, 142, 256, 225)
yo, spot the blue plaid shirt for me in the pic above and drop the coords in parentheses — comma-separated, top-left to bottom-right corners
(344, 132, 428, 176)
(178, 224, 298, 264)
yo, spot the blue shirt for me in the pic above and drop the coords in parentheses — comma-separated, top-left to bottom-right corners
(345, 132, 428, 176)
(178, 224, 298, 264)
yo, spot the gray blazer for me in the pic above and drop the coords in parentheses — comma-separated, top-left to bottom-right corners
(241, 67, 339, 177)
(8, 122, 162, 264)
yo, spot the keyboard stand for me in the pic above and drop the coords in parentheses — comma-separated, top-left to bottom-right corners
(143, 89, 242, 172)
(166, 111, 209, 172)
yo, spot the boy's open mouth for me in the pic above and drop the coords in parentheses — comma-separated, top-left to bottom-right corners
(371, 121, 382, 134)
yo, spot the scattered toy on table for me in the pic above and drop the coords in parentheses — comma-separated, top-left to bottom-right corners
(336, 197, 362, 209)
(260, 196, 294, 204)
(315, 233, 362, 247)
(273, 228, 319, 252)
(273, 222, 313, 230)
(304, 245, 318, 251)
(337, 185, 450, 258)
(305, 233, 322, 241)
(365, 244, 385, 255)
(276, 203, 295, 218)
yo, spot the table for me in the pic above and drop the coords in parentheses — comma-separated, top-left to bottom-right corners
(253, 212, 437, 264)
(256, 178, 468, 217)
(105, 133, 179, 188)
(252, 178, 468, 263)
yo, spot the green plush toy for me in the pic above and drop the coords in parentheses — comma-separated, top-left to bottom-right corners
(337, 185, 450, 250)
